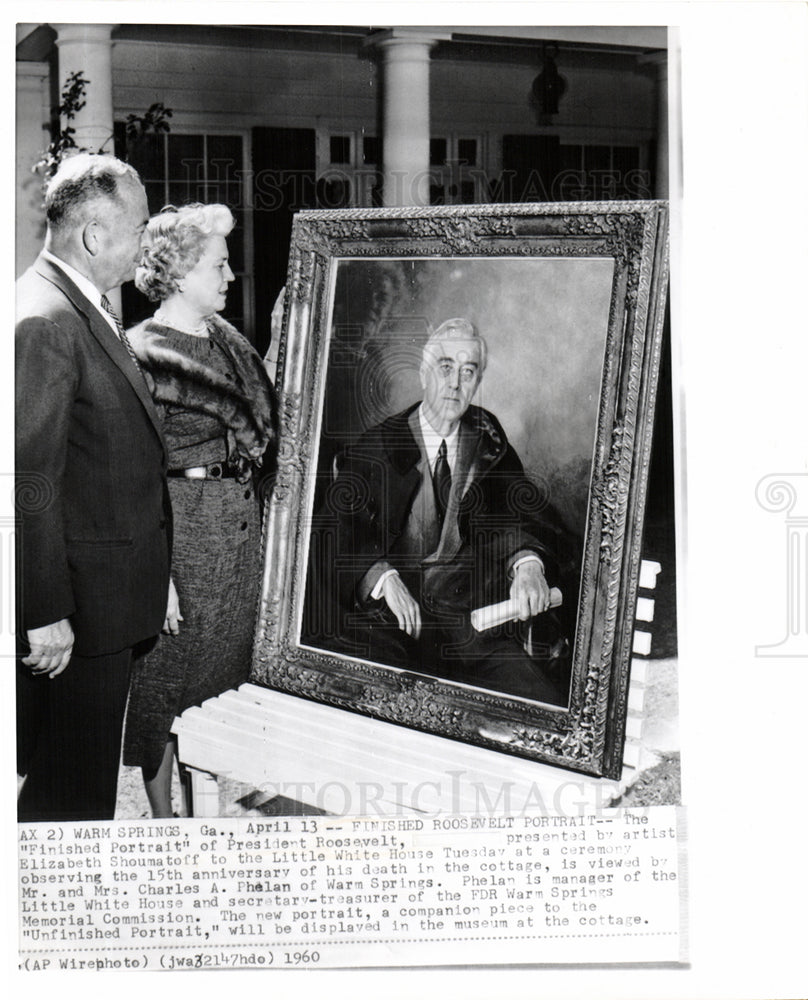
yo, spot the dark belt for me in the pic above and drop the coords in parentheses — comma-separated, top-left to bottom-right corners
(167, 463, 236, 480)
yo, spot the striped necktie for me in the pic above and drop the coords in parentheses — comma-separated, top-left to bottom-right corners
(100, 295, 145, 378)
(433, 438, 451, 528)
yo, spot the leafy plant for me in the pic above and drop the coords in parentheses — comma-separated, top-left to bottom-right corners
(34, 70, 88, 178)
(33, 71, 172, 179)
(124, 103, 173, 146)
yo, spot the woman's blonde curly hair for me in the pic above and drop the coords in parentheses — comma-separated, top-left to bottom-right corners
(136, 203, 234, 303)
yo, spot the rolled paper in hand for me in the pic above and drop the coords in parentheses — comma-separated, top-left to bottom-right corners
(470, 587, 563, 632)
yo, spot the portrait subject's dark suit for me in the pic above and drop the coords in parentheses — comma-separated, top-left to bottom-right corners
(307, 403, 573, 704)
(15, 255, 172, 821)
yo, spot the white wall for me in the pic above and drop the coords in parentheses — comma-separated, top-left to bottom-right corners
(112, 38, 657, 177)
(113, 41, 378, 133)
(16, 63, 50, 275)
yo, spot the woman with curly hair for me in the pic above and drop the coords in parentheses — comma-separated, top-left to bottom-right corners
(123, 203, 277, 817)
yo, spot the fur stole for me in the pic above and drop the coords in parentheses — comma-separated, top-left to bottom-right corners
(127, 313, 277, 480)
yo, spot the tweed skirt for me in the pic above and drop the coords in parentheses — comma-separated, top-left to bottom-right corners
(123, 475, 262, 773)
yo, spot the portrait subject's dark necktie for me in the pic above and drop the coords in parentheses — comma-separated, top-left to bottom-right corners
(100, 294, 145, 378)
(433, 438, 452, 527)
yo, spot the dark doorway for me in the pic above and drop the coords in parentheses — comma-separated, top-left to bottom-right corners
(252, 126, 317, 357)
(496, 134, 561, 202)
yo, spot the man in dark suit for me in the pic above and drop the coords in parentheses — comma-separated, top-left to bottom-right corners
(313, 318, 571, 705)
(16, 153, 171, 821)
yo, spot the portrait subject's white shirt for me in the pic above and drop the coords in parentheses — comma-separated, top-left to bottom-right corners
(417, 404, 460, 475)
(41, 249, 121, 339)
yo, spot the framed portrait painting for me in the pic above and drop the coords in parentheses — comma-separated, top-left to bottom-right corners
(253, 202, 669, 780)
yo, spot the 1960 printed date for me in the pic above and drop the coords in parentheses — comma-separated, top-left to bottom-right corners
(160, 949, 321, 970)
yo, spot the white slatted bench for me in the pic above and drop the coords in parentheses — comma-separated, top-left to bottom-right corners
(173, 560, 665, 817)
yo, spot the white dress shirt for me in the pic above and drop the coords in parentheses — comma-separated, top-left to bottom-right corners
(418, 404, 460, 476)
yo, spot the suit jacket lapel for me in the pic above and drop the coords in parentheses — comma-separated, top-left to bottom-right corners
(34, 257, 168, 457)
(377, 407, 422, 535)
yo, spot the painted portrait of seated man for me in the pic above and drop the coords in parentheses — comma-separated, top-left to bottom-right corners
(305, 318, 575, 705)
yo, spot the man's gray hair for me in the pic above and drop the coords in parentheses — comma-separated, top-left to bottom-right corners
(423, 317, 488, 371)
(45, 152, 142, 232)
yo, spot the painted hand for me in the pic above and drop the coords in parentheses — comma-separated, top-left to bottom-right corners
(381, 574, 422, 639)
(510, 560, 552, 620)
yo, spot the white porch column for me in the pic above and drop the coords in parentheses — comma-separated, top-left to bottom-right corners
(366, 29, 449, 207)
(53, 23, 116, 154)
(16, 62, 50, 274)
(54, 24, 125, 309)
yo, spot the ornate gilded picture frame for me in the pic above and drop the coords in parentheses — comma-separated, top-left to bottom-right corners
(253, 202, 669, 780)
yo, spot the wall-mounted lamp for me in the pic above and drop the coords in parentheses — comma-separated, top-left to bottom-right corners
(530, 43, 567, 119)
